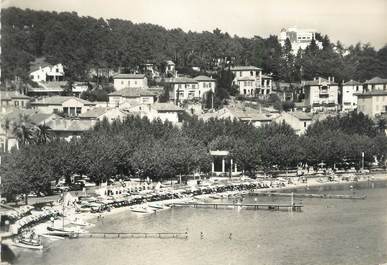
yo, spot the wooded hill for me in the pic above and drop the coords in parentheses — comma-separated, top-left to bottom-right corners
(1, 7, 387, 83)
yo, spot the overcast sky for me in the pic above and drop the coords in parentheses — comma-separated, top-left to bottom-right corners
(2, 0, 387, 49)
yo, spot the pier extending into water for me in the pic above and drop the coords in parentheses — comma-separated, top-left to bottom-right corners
(250, 192, 366, 200)
(75, 232, 188, 239)
(171, 202, 303, 212)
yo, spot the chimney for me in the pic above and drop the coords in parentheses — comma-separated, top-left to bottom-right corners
(318, 77, 321, 84)
(328, 76, 331, 82)
(332, 76, 335, 83)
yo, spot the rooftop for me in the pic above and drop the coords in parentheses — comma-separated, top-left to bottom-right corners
(225, 106, 273, 121)
(46, 118, 94, 132)
(151, 103, 184, 112)
(79, 107, 110, 118)
(108, 88, 157, 97)
(164, 77, 197, 84)
(289, 111, 313, 120)
(303, 78, 338, 86)
(364, 77, 387, 85)
(343, 80, 362, 86)
(31, 96, 95, 106)
(355, 91, 387, 97)
(193, 75, 215, 81)
(230, 65, 262, 71)
(0, 90, 30, 100)
(113, 74, 146, 79)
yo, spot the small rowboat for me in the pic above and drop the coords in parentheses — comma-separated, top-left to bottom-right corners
(12, 239, 43, 250)
(130, 206, 155, 214)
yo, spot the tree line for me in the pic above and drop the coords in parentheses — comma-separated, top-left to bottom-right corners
(1, 112, 386, 200)
(2, 7, 386, 84)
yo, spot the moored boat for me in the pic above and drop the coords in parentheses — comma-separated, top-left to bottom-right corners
(12, 238, 43, 250)
(130, 206, 155, 214)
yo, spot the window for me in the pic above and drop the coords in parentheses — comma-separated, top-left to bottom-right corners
(250, 71, 253, 76)
(76, 107, 82, 115)
(121, 81, 124, 85)
(69, 107, 76, 116)
(244, 81, 247, 86)
(53, 108, 58, 113)
(63, 107, 69, 114)
(135, 81, 137, 85)
(239, 72, 242, 77)
(128, 81, 130, 86)
(199, 90, 201, 95)
(14, 101, 19, 106)
(209, 83, 212, 88)
(304, 122, 307, 128)
(56, 68, 59, 72)
(243, 89, 246, 95)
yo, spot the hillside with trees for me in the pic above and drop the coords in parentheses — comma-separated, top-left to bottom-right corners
(1, 7, 387, 83)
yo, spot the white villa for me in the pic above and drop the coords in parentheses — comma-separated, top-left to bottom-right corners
(113, 74, 148, 91)
(30, 96, 96, 116)
(108, 88, 156, 108)
(193, 75, 216, 97)
(341, 80, 363, 112)
(30, 63, 65, 82)
(79, 107, 127, 125)
(303, 77, 339, 112)
(230, 66, 272, 97)
(164, 77, 199, 103)
(278, 27, 323, 54)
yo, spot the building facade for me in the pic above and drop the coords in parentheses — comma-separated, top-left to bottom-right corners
(193, 75, 216, 98)
(357, 91, 387, 117)
(274, 111, 313, 135)
(108, 88, 156, 108)
(363, 77, 387, 92)
(0, 91, 31, 113)
(303, 77, 339, 112)
(278, 27, 323, 54)
(31, 96, 96, 116)
(165, 77, 199, 103)
(341, 80, 363, 112)
(113, 74, 148, 91)
(30, 63, 65, 82)
(230, 66, 262, 97)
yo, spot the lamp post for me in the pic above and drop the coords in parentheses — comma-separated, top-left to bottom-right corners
(361, 152, 364, 171)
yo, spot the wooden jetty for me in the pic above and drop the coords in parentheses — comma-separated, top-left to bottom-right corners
(250, 192, 366, 200)
(75, 232, 188, 239)
(171, 202, 303, 212)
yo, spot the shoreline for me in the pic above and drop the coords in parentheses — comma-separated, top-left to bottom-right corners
(7, 172, 387, 238)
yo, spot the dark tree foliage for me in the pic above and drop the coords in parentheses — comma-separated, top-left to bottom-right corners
(4, 7, 384, 83)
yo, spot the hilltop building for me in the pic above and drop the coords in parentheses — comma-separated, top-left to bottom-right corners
(278, 27, 323, 54)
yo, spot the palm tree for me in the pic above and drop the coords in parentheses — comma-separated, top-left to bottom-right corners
(1, 118, 11, 152)
(377, 118, 386, 135)
(12, 113, 34, 148)
(35, 123, 52, 144)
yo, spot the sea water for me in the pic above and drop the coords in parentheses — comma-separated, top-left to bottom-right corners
(11, 184, 387, 265)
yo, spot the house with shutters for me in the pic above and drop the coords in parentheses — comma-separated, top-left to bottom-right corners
(30, 96, 96, 116)
(302, 77, 339, 112)
(113, 74, 148, 91)
(341, 80, 363, 112)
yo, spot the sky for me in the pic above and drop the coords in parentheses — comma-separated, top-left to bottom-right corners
(2, 0, 387, 49)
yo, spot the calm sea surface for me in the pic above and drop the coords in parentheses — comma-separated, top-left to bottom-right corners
(11, 184, 387, 265)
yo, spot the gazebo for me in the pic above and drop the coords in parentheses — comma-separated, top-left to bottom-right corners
(209, 150, 238, 175)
